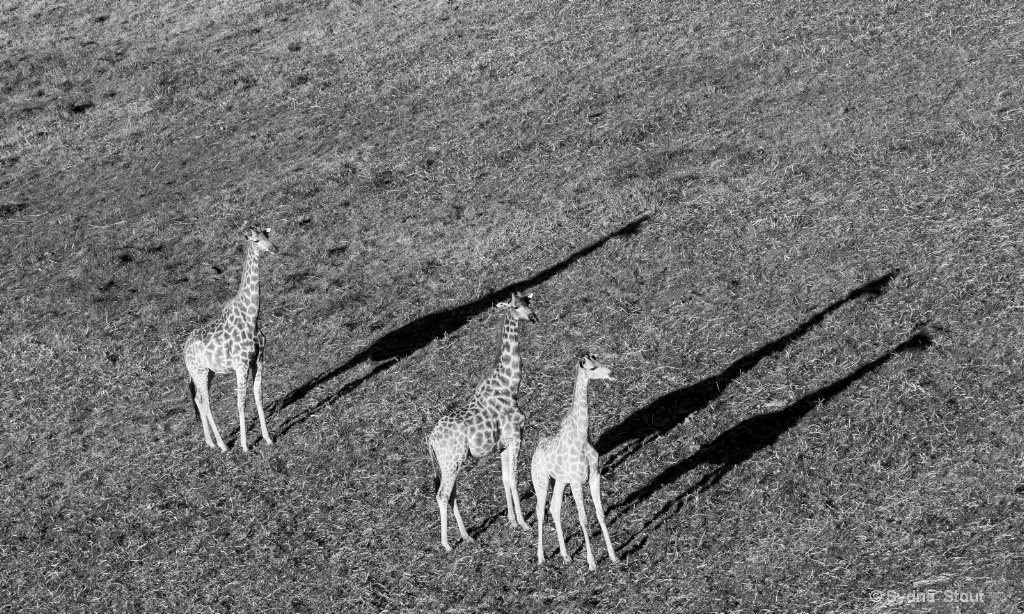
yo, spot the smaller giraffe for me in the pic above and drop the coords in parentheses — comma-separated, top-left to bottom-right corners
(184, 227, 277, 452)
(531, 354, 618, 571)
(428, 292, 537, 551)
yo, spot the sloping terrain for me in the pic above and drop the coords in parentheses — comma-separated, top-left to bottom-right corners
(1, 0, 1022, 611)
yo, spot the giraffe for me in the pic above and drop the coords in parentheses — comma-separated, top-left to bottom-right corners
(427, 292, 537, 551)
(531, 354, 618, 571)
(183, 227, 277, 453)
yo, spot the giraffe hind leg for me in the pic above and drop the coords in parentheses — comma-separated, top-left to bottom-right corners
(188, 379, 200, 422)
(251, 350, 273, 445)
(550, 480, 570, 562)
(234, 366, 250, 452)
(431, 434, 472, 551)
(570, 481, 597, 571)
(450, 483, 472, 544)
(192, 366, 227, 451)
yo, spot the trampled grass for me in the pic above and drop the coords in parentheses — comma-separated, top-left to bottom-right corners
(1, 0, 1022, 611)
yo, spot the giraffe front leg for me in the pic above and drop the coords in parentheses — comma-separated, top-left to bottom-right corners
(235, 367, 249, 452)
(570, 482, 597, 571)
(501, 439, 531, 532)
(588, 454, 619, 564)
(251, 351, 273, 446)
(500, 449, 516, 527)
(550, 480, 570, 562)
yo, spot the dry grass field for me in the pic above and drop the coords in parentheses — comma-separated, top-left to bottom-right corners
(2, 0, 1023, 611)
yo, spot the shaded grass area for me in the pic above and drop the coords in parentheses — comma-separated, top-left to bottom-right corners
(1, 0, 1023, 611)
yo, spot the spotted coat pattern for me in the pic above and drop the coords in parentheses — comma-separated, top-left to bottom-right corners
(427, 292, 536, 551)
(183, 228, 276, 452)
(531, 355, 619, 570)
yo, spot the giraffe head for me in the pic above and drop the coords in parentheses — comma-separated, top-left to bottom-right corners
(497, 292, 538, 323)
(579, 353, 614, 381)
(244, 227, 278, 254)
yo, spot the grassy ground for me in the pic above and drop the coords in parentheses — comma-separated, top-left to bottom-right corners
(2, 0, 1023, 611)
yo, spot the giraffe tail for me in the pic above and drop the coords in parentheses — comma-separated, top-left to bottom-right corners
(188, 378, 199, 422)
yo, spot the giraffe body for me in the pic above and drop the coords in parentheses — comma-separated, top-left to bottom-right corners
(428, 292, 536, 551)
(183, 227, 276, 452)
(531, 354, 618, 571)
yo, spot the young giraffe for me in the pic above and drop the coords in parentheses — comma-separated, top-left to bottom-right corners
(184, 227, 277, 452)
(531, 354, 619, 571)
(427, 292, 537, 551)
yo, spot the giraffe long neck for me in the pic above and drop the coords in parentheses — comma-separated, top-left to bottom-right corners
(495, 310, 522, 394)
(234, 242, 262, 326)
(562, 366, 590, 449)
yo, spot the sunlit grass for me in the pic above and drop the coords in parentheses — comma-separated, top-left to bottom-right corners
(1, 0, 1022, 611)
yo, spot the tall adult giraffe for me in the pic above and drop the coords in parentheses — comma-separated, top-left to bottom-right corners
(427, 292, 537, 551)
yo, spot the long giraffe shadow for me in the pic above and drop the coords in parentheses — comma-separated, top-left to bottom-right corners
(594, 271, 900, 474)
(612, 331, 933, 559)
(265, 215, 649, 441)
(474, 272, 898, 537)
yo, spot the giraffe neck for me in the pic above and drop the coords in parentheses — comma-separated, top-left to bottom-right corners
(233, 242, 262, 326)
(493, 310, 522, 394)
(562, 366, 591, 449)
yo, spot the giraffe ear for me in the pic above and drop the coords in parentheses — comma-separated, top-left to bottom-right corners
(264, 227, 272, 236)
(525, 293, 533, 300)
(496, 300, 511, 310)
